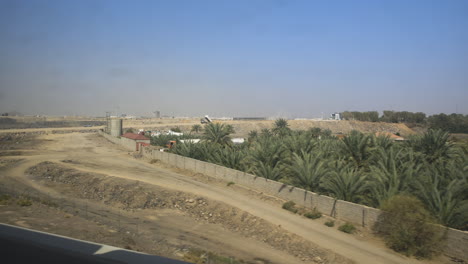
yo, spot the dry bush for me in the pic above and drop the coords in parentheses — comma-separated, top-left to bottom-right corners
(374, 195, 444, 258)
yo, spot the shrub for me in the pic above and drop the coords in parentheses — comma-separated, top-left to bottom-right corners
(282, 201, 298, 214)
(325, 220, 335, 227)
(227, 181, 235, 186)
(17, 197, 32, 207)
(40, 199, 58, 207)
(170, 127, 182, 133)
(183, 248, 241, 264)
(0, 194, 11, 205)
(338, 223, 356, 234)
(304, 208, 322, 219)
(374, 195, 443, 258)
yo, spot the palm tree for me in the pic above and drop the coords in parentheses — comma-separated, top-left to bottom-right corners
(289, 151, 328, 192)
(247, 136, 285, 168)
(321, 163, 368, 203)
(406, 129, 455, 162)
(340, 130, 372, 169)
(372, 134, 394, 150)
(367, 147, 421, 207)
(308, 127, 322, 138)
(272, 118, 291, 137)
(260, 128, 272, 138)
(281, 133, 317, 157)
(203, 123, 232, 145)
(415, 174, 468, 228)
(225, 124, 235, 134)
(210, 147, 246, 171)
(250, 161, 283, 181)
(248, 130, 258, 143)
(191, 124, 202, 133)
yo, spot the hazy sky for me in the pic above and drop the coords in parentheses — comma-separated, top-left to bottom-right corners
(1, 0, 467, 118)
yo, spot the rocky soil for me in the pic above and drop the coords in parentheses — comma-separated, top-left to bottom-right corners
(25, 161, 351, 264)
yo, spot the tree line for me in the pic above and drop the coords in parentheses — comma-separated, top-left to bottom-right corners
(164, 120, 467, 231)
(341, 110, 426, 123)
(341, 111, 468, 133)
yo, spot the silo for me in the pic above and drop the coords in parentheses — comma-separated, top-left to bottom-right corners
(106, 120, 111, 134)
(110, 118, 123, 137)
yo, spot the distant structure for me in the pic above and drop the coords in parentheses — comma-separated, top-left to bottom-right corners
(233, 117, 266, 121)
(105, 112, 111, 133)
(154, 111, 161, 118)
(200, 115, 213, 124)
(330, 113, 341, 120)
(121, 133, 150, 151)
(110, 118, 123, 137)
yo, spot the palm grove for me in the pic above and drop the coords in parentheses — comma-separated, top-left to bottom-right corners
(163, 119, 467, 231)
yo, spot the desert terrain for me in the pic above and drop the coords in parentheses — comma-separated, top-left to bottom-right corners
(0, 121, 453, 264)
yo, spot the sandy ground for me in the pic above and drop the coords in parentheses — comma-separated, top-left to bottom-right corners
(0, 118, 416, 139)
(0, 132, 452, 264)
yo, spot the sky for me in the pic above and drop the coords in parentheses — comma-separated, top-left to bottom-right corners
(0, 0, 467, 118)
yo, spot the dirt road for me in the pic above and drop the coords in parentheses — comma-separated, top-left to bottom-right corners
(0, 132, 444, 264)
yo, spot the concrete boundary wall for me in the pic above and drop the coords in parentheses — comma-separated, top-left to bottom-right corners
(97, 131, 467, 261)
(98, 130, 136, 151)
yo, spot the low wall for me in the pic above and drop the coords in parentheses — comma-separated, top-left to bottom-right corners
(98, 132, 468, 261)
(98, 130, 136, 151)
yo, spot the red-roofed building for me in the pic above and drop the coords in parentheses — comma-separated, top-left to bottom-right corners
(120, 133, 151, 151)
(375, 132, 405, 141)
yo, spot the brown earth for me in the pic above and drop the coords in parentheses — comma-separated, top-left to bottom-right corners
(0, 118, 417, 139)
(0, 131, 451, 264)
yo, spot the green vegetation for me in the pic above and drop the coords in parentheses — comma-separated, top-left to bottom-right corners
(183, 248, 241, 264)
(170, 127, 182, 132)
(227, 181, 235, 186)
(0, 194, 11, 205)
(191, 124, 202, 133)
(375, 195, 444, 258)
(282, 201, 298, 214)
(40, 199, 58, 207)
(338, 223, 356, 234)
(341, 110, 426, 123)
(341, 111, 468, 133)
(324, 220, 335, 227)
(170, 118, 468, 231)
(203, 123, 234, 145)
(17, 197, 32, 207)
(428, 113, 468, 133)
(304, 208, 322, 219)
(150, 134, 198, 147)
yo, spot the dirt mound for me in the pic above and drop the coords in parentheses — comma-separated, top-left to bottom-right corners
(26, 162, 351, 264)
(225, 120, 416, 138)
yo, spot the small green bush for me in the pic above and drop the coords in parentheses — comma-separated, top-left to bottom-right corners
(374, 195, 443, 258)
(227, 181, 235, 186)
(282, 201, 298, 214)
(325, 221, 335, 227)
(40, 199, 58, 207)
(338, 223, 356, 234)
(0, 194, 11, 205)
(17, 197, 32, 207)
(304, 208, 322, 219)
(149, 159, 159, 164)
(170, 127, 182, 133)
